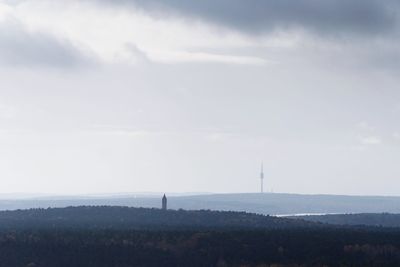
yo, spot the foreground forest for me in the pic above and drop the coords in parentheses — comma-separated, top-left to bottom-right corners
(0, 228, 400, 266)
(0, 207, 399, 266)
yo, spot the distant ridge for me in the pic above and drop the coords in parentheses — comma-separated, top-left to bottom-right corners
(293, 213, 400, 228)
(0, 193, 400, 215)
(0, 206, 315, 230)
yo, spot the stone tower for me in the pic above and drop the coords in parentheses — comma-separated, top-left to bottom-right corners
(162, 194, 167, 210)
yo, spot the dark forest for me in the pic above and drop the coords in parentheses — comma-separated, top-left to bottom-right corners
(0, 207, 398, 266)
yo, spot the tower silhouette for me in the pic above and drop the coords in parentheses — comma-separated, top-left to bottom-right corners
(260, 163, 264, 193)
(162, 194, 167, 210)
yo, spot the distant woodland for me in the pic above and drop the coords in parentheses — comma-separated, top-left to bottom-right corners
(295, 213, 400, 228)
(0, 207, 398, 266)
(0, 206, 314, 230)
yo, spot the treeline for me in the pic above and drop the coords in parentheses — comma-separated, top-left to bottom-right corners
(295, 213, 400, 228)
(0, 206, 315, 230)
(0, 228, 399, 266)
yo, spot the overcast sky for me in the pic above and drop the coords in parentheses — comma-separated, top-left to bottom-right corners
(0, 0, 400, 195)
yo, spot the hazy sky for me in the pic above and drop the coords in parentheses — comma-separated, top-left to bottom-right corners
(0, 0, 400, 195)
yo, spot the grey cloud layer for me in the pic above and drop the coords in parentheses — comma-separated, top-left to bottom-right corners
(106, 0, 399, 37)
(0, 19, 91, 68)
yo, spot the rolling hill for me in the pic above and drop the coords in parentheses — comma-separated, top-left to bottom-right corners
(0, 193, 400, 215)
(0, 206, 315, 230)
(293, 213, 400, 228)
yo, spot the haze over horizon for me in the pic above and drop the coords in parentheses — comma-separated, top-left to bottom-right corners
(1, 0, 400, 196)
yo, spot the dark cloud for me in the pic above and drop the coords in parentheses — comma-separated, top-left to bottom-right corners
(104, 0, 400, 37)
(0, 19, 92, 68)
